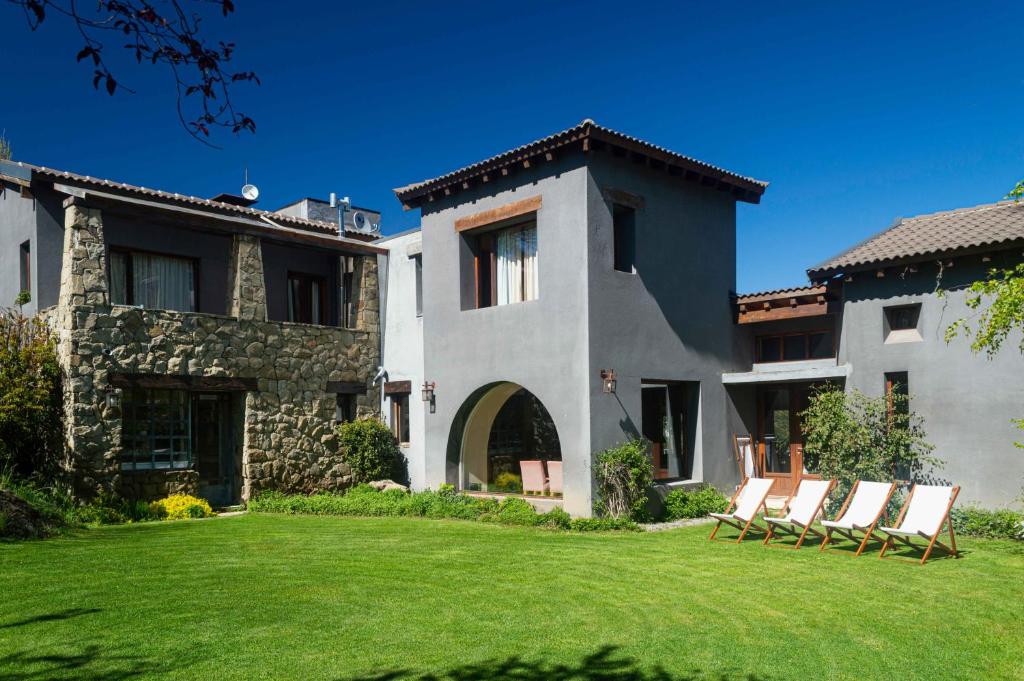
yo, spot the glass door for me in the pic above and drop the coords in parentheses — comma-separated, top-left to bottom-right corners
(757, 386, 803, 495)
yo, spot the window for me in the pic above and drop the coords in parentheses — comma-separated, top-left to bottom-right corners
(120, 389, 192, 470)
(612, 204, 636, 273)
(756, 330, 835, 363)
(287, 272, 327, 325)
(885, 372, 910, 479)
(390, 394, 410, 445)
(413, 254, 423, 317)
(641, 382, 691, 480)
(884, 304, 922, 343)
(472, 221, 538, 308)
(336, 393, 356, 425)
(110, 249, 197, 312)
(339, 256, 355, 328)
(19, 240, 30, 295)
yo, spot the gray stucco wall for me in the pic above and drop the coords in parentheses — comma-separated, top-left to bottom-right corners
(419, 158, 594, 515)
(584, 155, 747, 497)
(839, 252, 1024, 508)
(377, 230, 426, 489)
(0, 181, 46, 315)
(102, 212, 232, 315)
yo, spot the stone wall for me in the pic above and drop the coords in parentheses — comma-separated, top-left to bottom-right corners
(56, 199, 381, 502)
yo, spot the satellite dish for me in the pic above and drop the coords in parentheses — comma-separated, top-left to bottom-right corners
(351, 211, 368, 232)
(241, 183, 260, 201)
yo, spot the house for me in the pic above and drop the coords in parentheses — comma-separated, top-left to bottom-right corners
(384, 120, 1024, 514)
(0, 160, 384, 506)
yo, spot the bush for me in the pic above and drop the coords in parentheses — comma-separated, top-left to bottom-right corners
(663, 485, 728, 521)
(149, 494, 214, 520)
(951, 506, 1024, 540)
(492, 472, 523, 493)
(593, 439, 653, 521)
(337, 418, 405, 484)
(568, 517, 641, 532)
(0, 311, 63, 481)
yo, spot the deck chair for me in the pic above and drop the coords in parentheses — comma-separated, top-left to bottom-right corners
(709, 477, 774, 543)
(733, 434, 757, 480)
(819, 481, 896, 556)
(763, 478, 836, 549)
(546, 461, 563, 496)
(519, 460, 548, 496)
(878, 485, 960, 565)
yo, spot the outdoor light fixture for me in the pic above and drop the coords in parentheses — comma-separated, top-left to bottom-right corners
(422, 381, 437, 414)
(103, 384, 121, 409)
(600, 369, 617, 394)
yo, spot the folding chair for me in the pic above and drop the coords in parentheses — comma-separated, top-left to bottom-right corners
(878, 484, 960, 565)
(763, 478, 836, 549)
(709, 477, 774, 543)
(819, 480, 896, 556)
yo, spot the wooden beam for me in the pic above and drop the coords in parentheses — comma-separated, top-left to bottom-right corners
(544, 151, 554, 162)
(500, 167, 509, 176)
(454, 195, 543, 232)
(737, 302, 832, 324)
(109, 373, 258, 392)
(522, 158, 531, 169)
(383, 380, 412, 395)
(326, 380, 368, 394)
(602, 187, 646, 211)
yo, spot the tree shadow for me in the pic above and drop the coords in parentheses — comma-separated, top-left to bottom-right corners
(0, 644, 169, 680)
(0, 607, 102, 630)
(338, 645, 770, 681)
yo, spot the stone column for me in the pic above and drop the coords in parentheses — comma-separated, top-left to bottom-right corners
(58, 200, 109, 311)
(352, 255, 379, 332)
(227, 233, 267, 321)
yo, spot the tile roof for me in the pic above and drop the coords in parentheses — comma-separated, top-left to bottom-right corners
(735, 284, 827, 304)
(1, 160, 341, 236)
(393, 119, 768, 208)
(809, 201, 1024, 277)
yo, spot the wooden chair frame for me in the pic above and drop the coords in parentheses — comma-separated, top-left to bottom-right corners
(709, 478, 771, 543)
(819, 480, 896, 557)
(732, 434, 757, 480)
(879, 485, 961, 565)
(763, 479, 836, 549)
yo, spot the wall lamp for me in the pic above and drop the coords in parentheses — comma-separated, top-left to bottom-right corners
(103, 384, 121, 409)
(600, 369, 617, 394)
(421, 381, 436, 413)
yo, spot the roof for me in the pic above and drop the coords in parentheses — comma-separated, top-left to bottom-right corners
(735, 284, 827, 304)
(1, 160, 341, 237)
(809, 200, 1024, 278)
(393, 119, 768, 209)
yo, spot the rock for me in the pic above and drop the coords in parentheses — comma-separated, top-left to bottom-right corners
(0, 489, 49, 539)
(367, 479, 409, 493)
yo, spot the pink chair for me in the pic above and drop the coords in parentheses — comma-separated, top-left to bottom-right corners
(546, 461, 563, 496)
(519, 460, 548, 496)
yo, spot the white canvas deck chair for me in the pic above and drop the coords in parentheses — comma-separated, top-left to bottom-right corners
(878, 484, 960, 565)
(763, 478, 836, 549)
(709, 477, 774, 543)
(733, 434, 757, 481)
(819, 480, 896, 556)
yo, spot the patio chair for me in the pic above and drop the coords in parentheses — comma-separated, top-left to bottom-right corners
(546, 461, 563, 496)
(819, 480, 896, 556)
(733, 434, 757, 481)
(763, 478, 836, 549)
(878, 484, 960, 565)
(709, 477, 774, 543)
(519, 460, 548, 496)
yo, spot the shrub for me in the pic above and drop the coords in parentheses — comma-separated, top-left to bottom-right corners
(337, 418, 405, 484)
(951, 506, 1024, 540)
(593, 439, 653, 520)
(149, 494, 214, 520)
(663, 485, 728, 521)
(568, 517, 641, 532)
(0, 311, 63, 481)
(483, 497, 543, 526)
(492, 472, 523, 493)
(801, 387, 940, 502)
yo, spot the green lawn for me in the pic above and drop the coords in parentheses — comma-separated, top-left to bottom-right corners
(2, 514, 1022, 681)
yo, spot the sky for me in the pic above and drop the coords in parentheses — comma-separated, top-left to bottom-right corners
(2, 1, 1022, 293)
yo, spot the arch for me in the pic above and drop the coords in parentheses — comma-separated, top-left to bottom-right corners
(445, 382, 562, 493)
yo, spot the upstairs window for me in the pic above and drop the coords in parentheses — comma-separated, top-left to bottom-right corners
(413, 254, 423, 317)
(19, 240, 30, 296)
(110, 249, 197, 312)
(472, 221, 538, 308)
(613, 204, 636, 273)
(884, 303, 922, 343)
(339, 256, 355, 328)
(756, 330, 835, 363)
(288, 272, 327, 325)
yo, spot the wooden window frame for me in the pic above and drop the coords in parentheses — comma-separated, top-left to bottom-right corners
(755, 329, 836, 363)
(471, 219, 536, 309)
(109, 246, 201, 311)
(119, 388, 193, 471)
(287, 271, 329, 325)
(390, 393, 410, 445)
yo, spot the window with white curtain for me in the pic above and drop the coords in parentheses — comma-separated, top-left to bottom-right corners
(473, 221, 538, 308)
(109, 249, 196, 312)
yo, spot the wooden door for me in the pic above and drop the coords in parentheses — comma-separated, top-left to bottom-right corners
(757, 386, 803, 495)
(641, 386, 671, 479)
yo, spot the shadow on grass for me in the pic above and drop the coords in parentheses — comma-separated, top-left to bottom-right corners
(0, 608, 101, 630)
(340, 645, 769, 681)
(0, 644, 168, 680)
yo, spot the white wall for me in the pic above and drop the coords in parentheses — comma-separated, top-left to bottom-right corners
(378, 229, 427, 489)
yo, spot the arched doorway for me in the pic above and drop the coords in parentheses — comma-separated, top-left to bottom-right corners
(447, 382, 562, 494)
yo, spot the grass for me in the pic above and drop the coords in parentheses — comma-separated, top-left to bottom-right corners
(1, 514, 1022, 680)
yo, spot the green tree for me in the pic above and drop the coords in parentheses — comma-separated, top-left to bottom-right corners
(0, 132, 10, 161)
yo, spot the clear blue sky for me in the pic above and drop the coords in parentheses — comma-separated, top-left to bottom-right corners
(2, 1, 1022, 293)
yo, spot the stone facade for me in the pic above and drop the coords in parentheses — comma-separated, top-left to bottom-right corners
(55, 199, 381, 502)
